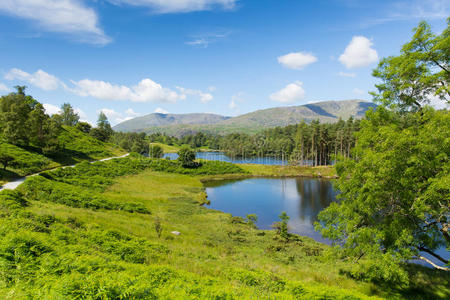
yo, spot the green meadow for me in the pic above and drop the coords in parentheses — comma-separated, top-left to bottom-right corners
(0, 156, 447, 299)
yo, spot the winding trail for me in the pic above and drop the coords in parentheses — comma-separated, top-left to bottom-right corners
(0, 153, 130, 192)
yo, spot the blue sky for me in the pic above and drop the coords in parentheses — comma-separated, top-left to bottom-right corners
(0, 0, 448, 125)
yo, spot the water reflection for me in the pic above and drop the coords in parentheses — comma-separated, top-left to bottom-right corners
(164, 151, 312, 166)
(204, 177, 337, 243)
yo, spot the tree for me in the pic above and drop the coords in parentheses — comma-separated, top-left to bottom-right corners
(75, 122, 92, 134)
(177, 146, 196, 167)
(316, 21, 450, 283)
(28, 103, 48, 148)
(149, 144, 164, 158)
(90, 112, 113, 142)
(0, 86, 37, 146)
(272, 212, 290, 242)
(371, 20, 449, 112)
(60, 103, 79, 126)
(317, 108, 449, 280)
(0, 153, 14, 170)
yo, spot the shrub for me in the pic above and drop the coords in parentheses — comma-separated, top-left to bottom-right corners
(177, 146, 196, 168)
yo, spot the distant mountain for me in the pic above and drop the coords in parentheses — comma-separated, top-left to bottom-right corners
(113, 113, 230, 132)
(113, 100, 376, 136)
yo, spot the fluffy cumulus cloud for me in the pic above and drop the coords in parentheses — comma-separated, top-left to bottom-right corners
(270, 81, 306, 103)
(71, 78, 181, 103)
(108, 0, 237, 13)
(339, 36, 378, 68)
(5, 68, 63, 91)
(154, 107, 169, 114)
(6, 67, 214, 104)
(100, 108, 141, 125)
(43, 103, 61, 115)
(176, 87, 213, 103)
(0, 0, 110, 45)
(277, 52, 318, 70)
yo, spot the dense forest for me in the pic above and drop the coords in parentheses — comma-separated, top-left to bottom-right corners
(119, 118, 360, 166)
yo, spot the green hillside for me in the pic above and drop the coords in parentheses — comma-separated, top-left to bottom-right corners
(0, 126, 125, 185)
(1, 156, 446, 299)
(113, 100, 376, 136)
(113, 113, 230, 133)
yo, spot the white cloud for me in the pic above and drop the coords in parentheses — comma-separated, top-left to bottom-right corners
(176, 87, 213, 103)
(338, 71, 356, 78)
(72, 78, 181, 103)
(277, 52, 318, 70)
(5, 68, 63, 91)
(154, 107, 169, 114)
(0, 0, 110, 45)
(100, 108, 142, 125)
(229, 92, 244, 110)
(353, 88, 365, 95)
(43, 103, 87, 121)
(339, 36, 378, 68)
(270, 81, 306, 103)
(125, 108, 140, 117)
(6, 68, 213, 105)
(108, 0, 237, 13)
(0, 82, 9, 92)
(43, 103, 61, 115)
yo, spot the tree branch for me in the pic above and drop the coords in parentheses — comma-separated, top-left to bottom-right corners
(418, 246, 448, 264)
(414, 256, 449, 271)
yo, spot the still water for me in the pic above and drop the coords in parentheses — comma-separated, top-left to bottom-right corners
(204, 177, 337, 243)
(205, 177, 449, 267)
(164, 151, 292, 165)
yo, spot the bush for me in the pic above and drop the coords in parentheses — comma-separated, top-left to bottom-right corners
(149, 144, 164, 158)
(177, 146, 196, 167)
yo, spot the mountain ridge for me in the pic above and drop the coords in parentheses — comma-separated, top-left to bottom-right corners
(113, 99, 376, 136)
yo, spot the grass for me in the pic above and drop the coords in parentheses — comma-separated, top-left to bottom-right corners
(150, 142, 180, 153)
(199, 164, 336, 182)
(0, 126, 125, 186)
(0, 156, 447, 299)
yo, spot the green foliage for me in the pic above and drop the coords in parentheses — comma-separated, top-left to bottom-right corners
(91, 112, 114, 142)
(154, 218, 163, 238)
(0, 190, 28, 210)
(149, 144, 164, 158)
(0, 142, 52, 175)
(177, 146, 197, 167)
(19, 159, 152, 213)
(371, 20, 449, 111)
(60, 103, 79, 126)
(246, 214, 258, 228)
(317, 108, 449, 281)
(0, 86, 62, 149)
(0, 152, 14, 170)
(0, 156, 446, 299)
(75, 121, 92, 133)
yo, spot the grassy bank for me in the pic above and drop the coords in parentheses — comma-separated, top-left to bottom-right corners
(0, 156, 447, 299)
(0, 126, 125, 186)
(199, 163, 336, 182)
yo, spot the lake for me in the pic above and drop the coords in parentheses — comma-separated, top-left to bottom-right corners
(204, 177, 337, 244)
(164, 151, 295, 165)
(205, 177, 449, 268)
